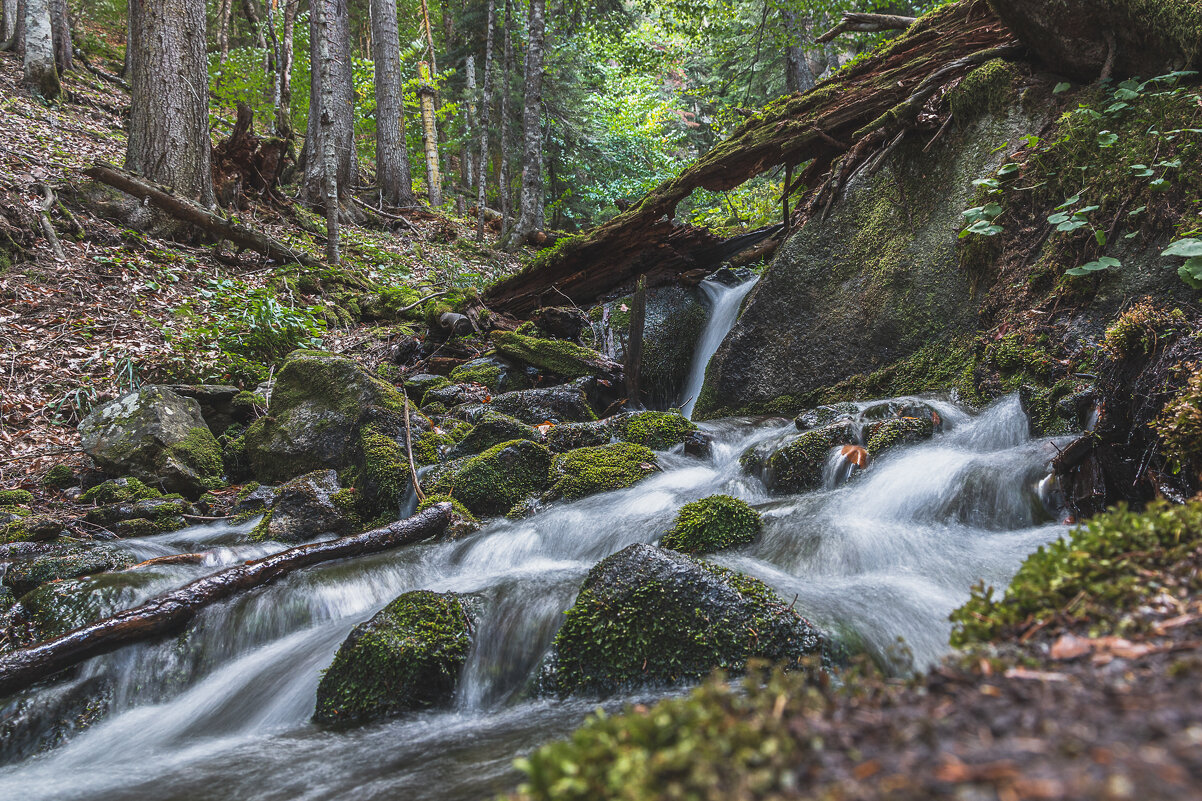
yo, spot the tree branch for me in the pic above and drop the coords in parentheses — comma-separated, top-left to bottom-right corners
(816, 12, 917, 44)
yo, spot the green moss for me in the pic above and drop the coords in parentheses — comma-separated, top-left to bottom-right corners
(331, 488, 360, 519)
(1101, 300, 1188, 361)
(314, 590, 475, 724)
(549, 443, 658, 500)
(42, 465, 75, 489)
(234, 482, 262, 503)
(1019, 381, 1077, 437)
(451, 412, 538, 457)
(764, 423, 853, 493)
(492, 332, 611, 379)
(112, 518, 164, 538)
(864, 416, 935, 456)
(1153, 367, 1202, 470)
(985, 334, 1056, 383)
(416, 493, 478, 522)
(230, 391, 266, 418)
(949, 58, 1019, 122)
(0, 490, 34, 506)
(164, 427, 223, 480)
(615, 411, 697, 450)
(951, 500, 1202, 646)
(79, 478, 162, 505)
(431, 439, 552, 517)
(358, 426, 409, 505)
(662, 495, 761, 555)
(249, 509, 273, 541)
(448, 363, 503, 391)
(413, 430, 452, 465)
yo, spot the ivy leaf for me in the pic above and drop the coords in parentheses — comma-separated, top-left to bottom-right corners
(1095, 230, 1107, 247)
(1162, 238, 1202, 257)
(1097, 131, 1120, 147)
(1056, 195, 1082, 209)
(997, 163, 1021, 176)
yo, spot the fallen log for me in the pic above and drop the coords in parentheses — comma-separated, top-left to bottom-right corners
(0, 503, 452, 698)
(83, 162, 321, 267)
(483, 0, 1017, 316)
(816, 12, 917, 44)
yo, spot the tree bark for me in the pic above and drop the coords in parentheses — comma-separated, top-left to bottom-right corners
(217, 0, 232, 64)
(815, 12, 916, 44)
(22, 0, 58, 99)
(312, 0, 341, 264)
(461, 51, 477, 215)
(241, 0, 267, 50)
(1, 0, 16, 47)
(2, 0, 23, 55)
(126, 0, 213, 206)
(277, 0, 298, 137)
(476, 0, 497, 241)
(498, 0, 513, 228)
(371, 0, 418, 208)
(504, 0, 545, 249)
(49, 0, 68, 73)
(0, 504, 452, 698)
(303, 0, 356, 204)
(418, 60, 442, 205)
(782, 9, 815, 94)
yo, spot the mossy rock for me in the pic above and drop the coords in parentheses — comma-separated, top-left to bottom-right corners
(864, 416, 936, 456)
(661, 495, 762, 555)
(431, 440, 552, 517)
(416, 493, 480, 540)
(553, 544, 823, 696)
(0, 515, 63, 544)
(543, 419, 613, 452)
(314, 590, 477, 724)
(449, 356, 533, 393)
(457, 384, 598, 426)
(448, 412, 538, 459)
(0, 490, 34, 506)
(760, 421, 857, 494)
(79, 477, 162, 505)
(611, 411, 697, 450)
(249, 470, 358, 544)
(401, 373, 451, 402)
(2, 545, 138, 598)
(548, 443, 659, 501)
(1018, 383, 1079, 438)
(795, 403, 859, 431)
(949, 58, 1019, 122)
(9, 569, 162, 646)
(41, 465, 76, 489)
(492, 331, 618, 380)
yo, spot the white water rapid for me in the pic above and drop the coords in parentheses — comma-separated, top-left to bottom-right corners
(679, 276, 759, 418)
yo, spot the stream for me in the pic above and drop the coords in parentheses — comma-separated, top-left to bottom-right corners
(0, 278, 1071, 800)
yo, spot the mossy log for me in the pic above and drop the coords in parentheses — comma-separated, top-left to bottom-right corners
(483, 0, 1016, 316)
(0, 503, 452, 698)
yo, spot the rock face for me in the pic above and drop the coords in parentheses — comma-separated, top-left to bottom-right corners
(78, 386, 222, 497)
(314, 590, 476, 724)
(696, 106, 1044, 418)
(456, 383, 598, 425)
(553, 544, 823, 695)
(251, 470, 357, 544)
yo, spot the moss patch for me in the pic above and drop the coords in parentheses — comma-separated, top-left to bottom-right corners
(1153, 366, 1202, 470)
(0, 490, 34, 506)
(549, 443, 658, 500)
(431, 439, 552, 517)
(865, 416, 935, 456)
(492, 332, 611, 379)
(614, 411, 697, 450)
(662, 495, 762, 555)
(79, 478, 162, 505)
(949, 58, 1019, 122)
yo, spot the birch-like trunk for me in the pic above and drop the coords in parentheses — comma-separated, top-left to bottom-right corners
(22, 0, 59, 99)
(417, 61, 442, 206)
(303, 0, 356, 203)
(49, 0, 68, 73)
(277, 0, 298, 136)
(497, 0, 512, 228)
(505, 0, 546, 249)
(475, 0, 497, 241)
(370, 0, 417, 207)
(126, 0, 214, 206)
(3, 0, 18, 48)
(312, 0, 339, 264)
(463, 53, 477, 198)
(782, 9, 814, 94)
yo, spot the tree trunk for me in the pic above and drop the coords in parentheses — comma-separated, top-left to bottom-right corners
(277, 0, 298, 137)
(49, 0, 68, 73)
(463, 53, 477, 202)
(417, 61, 442, 205)
(1, 0, 16, 46)
(497, 0, 513, 229)
(241, 0, 266, 50)
(0, 504, 452, 698)
(782, 9, 814, 94)
(312, 0, 340, 264)
(22, 0, 59, 100)
(217, 0, 232, 64)
(126, 0, 214, 206)
(303, 0, 355, 204)
(504, 0, 545, 249)
(370, 0, 417, 208)
(3, 0, 23, 56)
(120, 0, 130, 77)
(476, 0, 497, 241)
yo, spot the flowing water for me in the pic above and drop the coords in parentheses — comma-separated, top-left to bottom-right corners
(679, 277, 759, 418)
(0, 394, 1070, 800)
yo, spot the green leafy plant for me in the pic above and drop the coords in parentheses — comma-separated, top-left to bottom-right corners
(1162, 237, 1202, 289)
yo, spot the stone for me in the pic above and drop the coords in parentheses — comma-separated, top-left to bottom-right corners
(531, 306, 590, 341)
(78, 386, 222, 497)
(454, 382, 598, 426)
(661, 495, 762, 555)
(756, 421, 857, 494)
(447, 411, 539, 458)
(2, 545, 137, 598)
(430, 440, 552, 518)
(552, 544, 823, 695)
(250, 470, 357, 544)
(448, 356, 534, 394)
(548, 443, 659, 500)
(314, 590, 477, 724)
(864, 416, 935, 456)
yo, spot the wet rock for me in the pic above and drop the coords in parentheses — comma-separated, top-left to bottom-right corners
(755, 421, 857, 494)
(2, 545, 137, 598)
(78, 386, 222, 498)
(9, 569, 162, 646)
(455, 383, 598, 426)
(231, 482, 278, 515)
(683, 430, 715, 459)
(543, 419, 614, 452)
(448, 355, 534, 394)
(447, 412, 539, 459)
(423, 382, 489, 409)
(0, 514, 63, 544)
(250, 470, 357, 544)
(1020, 383, 1082, 437)
(314, 590, 477, 724)
(401, 373, 451, 402)
(795, 402, 859, 431)
(415, 494, 481, 540)
(661, 495, 762, 555)
(552, 544, 823, 695)
(547, 443, 659, 501)
(430, 440, 552, 518)
(706, 265, 755, 286)
(542, 410, 696, 453)
(492, 331, 621, 381)
(531, 306, 590, 342)
(864, 416, 935, 456)
(166, 384, 247, 435)
(85, 497, 194, 530)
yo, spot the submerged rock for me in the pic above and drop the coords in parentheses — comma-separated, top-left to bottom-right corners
(661, 495, 762, 555)
(865, 416, 935, 456)
(78, 386, 222, 497)
(250, 470, 357, 544)
(314, 590, 477, 724)
(2, 545, 137, 598)
(548, 443, 659, 501)
(8, 569, 162, 646)
(553, 544, 822, 695)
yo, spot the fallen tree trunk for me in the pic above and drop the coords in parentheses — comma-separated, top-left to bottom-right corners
(0, 503, 452, 698)
(83, 162, 320, 267)
(484, 0, 1016, 316)
(816, 11, 916, 43)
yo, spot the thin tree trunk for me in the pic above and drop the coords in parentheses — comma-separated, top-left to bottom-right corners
(504, 0, 545, 249)
(303, 0, 355, 203)
(217, 0, 232, 64)
(371, 0, 417, 207)
(417, 60, 442, 205)
(1, 0, 16, 46)
(0, 504, 452, 698)
(2, 0, 23, 53)
(475, 0, 496, 241)
(120, 0, 131, 77)
(461, 51, 476, 215)
(277, 0, 298, 137)
(126, 0, 214, 206)
(313, 0, 340, 264)
(497, 0, 512, 229)
(49, 0, 69, 73)
(265, 0, 281, 124)
(782, 9, 814, 94)
(242, 0, 267, 50)
(22, 0, 59, 100)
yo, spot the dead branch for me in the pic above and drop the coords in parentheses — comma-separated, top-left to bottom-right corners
(37, 185, 65, 261)
(817, 12, 917, 44)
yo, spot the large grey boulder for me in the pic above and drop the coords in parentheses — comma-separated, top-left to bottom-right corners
(78, 386, 222, 497)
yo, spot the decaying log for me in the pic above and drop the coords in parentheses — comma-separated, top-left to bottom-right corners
(83, 162, 320, 267)
(816, 12, 917, 43)
(484, 0, 1017, 316)
(0, 503, 452, 698)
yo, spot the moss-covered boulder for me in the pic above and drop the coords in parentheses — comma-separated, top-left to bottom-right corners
(553, 544, 823, 695)
(448, 412, 539, 458)
(756, 421, 856, 494)
(2, 545, 137, 598)
(416, 494, 480, 539)
(0, 514, 63, 544)
(0, 490, 34, 506)
(79, 477, 162, 505)
(661, 495, 762, 555)
(864, 416, 935, 456)
(77, 386, 222, 497)
(250, 470, 358, 544)
(456, 384, 598, 426)
(400, 373, 451, 402)
(492, 331, 621, 380)
(423, 382, 489, 409)
(795, 402, 859, 431)
(41, 464, 76, 490)
(548, 443, 659, 501)
(431, 440, 552, 517)
(611, 411, 698, 450)
(8, 569, 162, 646)
(85, 496, 194, 528)
(314, 590, 477, 724)
(449, 356, 534, 393)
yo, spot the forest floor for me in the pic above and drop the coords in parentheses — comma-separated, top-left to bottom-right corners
(0, 51, 519, 499)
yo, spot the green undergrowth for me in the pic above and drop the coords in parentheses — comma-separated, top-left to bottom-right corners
(1153, 366, 1202, 470)
(951, 500, 1202, 646)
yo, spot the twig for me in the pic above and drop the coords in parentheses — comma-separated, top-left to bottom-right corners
(72, 48, 130, 91)
(349, 195, 416, 231)
(401, 384, 426, 504)
(394, 290, 449, 315)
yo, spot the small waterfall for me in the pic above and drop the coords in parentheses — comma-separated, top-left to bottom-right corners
(679, 276, 759, 419)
